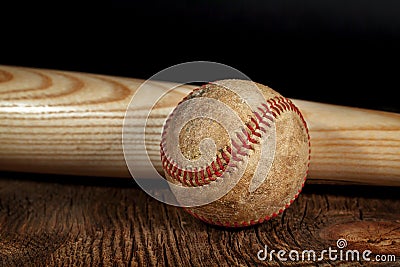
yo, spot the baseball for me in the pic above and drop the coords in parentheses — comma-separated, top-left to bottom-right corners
(160, 79, 310, 227)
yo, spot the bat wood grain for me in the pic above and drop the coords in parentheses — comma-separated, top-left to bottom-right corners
(0, 65, 399, 185)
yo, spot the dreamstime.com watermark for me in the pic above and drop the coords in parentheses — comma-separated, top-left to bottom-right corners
(257, 239, 397, 263)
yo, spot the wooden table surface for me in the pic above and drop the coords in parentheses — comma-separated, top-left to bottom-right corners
(0, 172, 399, 266)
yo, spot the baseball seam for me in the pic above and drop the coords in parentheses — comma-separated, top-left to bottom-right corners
(160, 87, 311, 227)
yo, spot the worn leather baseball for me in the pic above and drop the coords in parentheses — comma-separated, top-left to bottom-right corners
(161, 79, 310, 227)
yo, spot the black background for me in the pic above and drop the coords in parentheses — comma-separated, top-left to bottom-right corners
(2, 2, 400, 112)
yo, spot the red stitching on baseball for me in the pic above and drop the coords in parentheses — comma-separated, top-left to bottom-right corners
(257, 106, 273, 121)
(200, 169, 206, 185)
(189, 172, 196, 186)
(242, 127, 258, 144)
(246, 122, 261, 138)
(231, 139, 247, 156)
(211, 162, 222, 177)
(182, 170, 188, 186)
(236, 131, 253, 149)
(193, 168, 200, 186)
(256, 110, 272, 128)
(275, 101, 286, 113)
(206, 166, 213, 180)
(161, 91, 311, 227)
(269, 106, 280, 118)
(253, 110, 263, 121)
(221, 150, 230, 164)
(251, 117, 259, 129)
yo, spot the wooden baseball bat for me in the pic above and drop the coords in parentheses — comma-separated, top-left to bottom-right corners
(0, 65, 399, 186)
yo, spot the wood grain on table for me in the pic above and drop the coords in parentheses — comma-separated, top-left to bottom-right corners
(0, 173, 399, 266)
